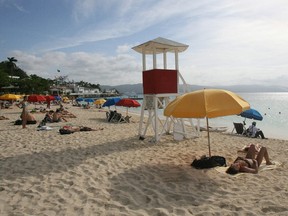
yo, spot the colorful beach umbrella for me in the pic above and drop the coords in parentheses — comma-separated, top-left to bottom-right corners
(76, 97, 84, 102)
(240, 108, 263, 121)
(45, 95, 56, 101)
(116, 98, 141, 108)
(84, 98, 94, 103)
(116, 98, 141, 115)
(102, 97, 121, 108)
(164, 89, 250, 157)
(27, 94, 46, 103)
(94, 98, 106, 105)
(0, 94, 21, 100)
(54, 95, 62, 101)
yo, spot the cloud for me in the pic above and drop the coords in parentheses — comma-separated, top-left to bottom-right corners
(13, 2, 29, 13)
(167, 0, 288, 87)
(11, 49, 142, 85)
(37, 0, 207, 52)
(4, 0, 288, 88)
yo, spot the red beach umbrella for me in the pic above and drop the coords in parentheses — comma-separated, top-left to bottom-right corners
(116, 98, 141, 107)
(116, 98, 141, 115)
(27, 94, 47, 103)
(45, 95, 56, 101)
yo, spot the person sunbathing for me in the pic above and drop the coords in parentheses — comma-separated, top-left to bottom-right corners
(61, 112, 77, 118)
(52, 109, 67, 122)
(44, 110, 54, 123)
(237, 143, 261, 154)
(15, 112, 37, 125)
(59, 126, 103, 134)
(226, 144, 273, 175)
(56, 105, 76, 118)
(25, 113, 37, 124)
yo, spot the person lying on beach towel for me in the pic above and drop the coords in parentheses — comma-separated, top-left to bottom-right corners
(226, 144, 273, 175)
(59, 126, 104, 134)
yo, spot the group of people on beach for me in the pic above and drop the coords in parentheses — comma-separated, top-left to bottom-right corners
(14, 96, 103, 134)
(16, 96, 75, 129)
(11, 96, 274, 175)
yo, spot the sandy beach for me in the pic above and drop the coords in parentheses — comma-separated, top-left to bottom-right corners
(0, 104, 288, 216)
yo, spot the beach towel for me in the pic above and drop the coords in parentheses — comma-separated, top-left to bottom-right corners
(14, 119, 37, 125)
(37, 126, 53, 131)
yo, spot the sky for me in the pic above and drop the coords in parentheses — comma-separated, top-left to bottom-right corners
(1, 0, 288, 87)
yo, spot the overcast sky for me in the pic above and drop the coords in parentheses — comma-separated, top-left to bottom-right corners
(1, 0, 288, 87)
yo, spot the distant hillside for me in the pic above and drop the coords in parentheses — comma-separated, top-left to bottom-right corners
(101, 83, 288, 95)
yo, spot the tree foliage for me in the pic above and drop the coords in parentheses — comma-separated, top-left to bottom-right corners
(0, 58, 103, 94)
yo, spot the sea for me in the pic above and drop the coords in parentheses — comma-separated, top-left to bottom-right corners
(122, 92, 288, 140)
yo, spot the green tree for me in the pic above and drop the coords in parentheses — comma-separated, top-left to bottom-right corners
(0, 69, 10, 88)
(7, 57, 17, 77)
(18, 74, 52, 94)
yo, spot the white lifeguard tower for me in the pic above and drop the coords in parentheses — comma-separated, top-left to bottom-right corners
(132, 37, 198, 141)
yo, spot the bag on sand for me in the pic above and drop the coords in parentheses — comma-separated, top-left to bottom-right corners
(191, 156, 227, 169)
(14, 119, 22, 125)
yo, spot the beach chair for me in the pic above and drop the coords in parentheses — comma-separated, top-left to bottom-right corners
(114, 113, 130, 123)
(232, 122, 246, 135)
(108, 112, 130, 123)
(107, 110, 117, 122)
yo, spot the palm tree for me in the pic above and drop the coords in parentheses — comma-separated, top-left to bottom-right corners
(7, 57, 18, 77)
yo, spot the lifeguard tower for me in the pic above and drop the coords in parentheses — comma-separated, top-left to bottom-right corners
(132, 37, 198, 141)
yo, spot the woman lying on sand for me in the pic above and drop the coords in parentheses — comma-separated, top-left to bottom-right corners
(226, 144, 273, 175)
(57, 104, 77, 118)
(59, 125, 104, 134)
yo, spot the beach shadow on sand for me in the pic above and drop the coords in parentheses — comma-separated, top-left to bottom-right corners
(0, 136, 156, 181)
(108, 164, 222, 214)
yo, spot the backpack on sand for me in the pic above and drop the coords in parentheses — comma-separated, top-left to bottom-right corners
(191, 156, 227, 169)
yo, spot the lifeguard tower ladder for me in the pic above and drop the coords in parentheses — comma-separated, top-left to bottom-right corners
(132, 37, 198, 141)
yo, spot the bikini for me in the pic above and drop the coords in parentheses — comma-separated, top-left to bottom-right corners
(234, 157, 253, 168)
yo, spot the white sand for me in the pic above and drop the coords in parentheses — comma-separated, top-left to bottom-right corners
(0, 104, 288, 215)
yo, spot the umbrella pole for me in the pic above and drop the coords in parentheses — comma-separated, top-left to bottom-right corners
(206, 117, 211, 157)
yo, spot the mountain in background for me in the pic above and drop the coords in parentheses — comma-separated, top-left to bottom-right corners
(101, 83, 288, 95)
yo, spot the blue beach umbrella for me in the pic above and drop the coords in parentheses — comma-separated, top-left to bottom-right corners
(76, 97, 84, 102)
(240, 108, 263, 121)
(54, 95, 62, 101)
(102, 97, 121, 108)
(84, 98, 94, 103)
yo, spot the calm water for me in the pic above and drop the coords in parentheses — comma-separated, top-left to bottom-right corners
(126, 92, 288, 140)
(208, 92, 288, 140)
